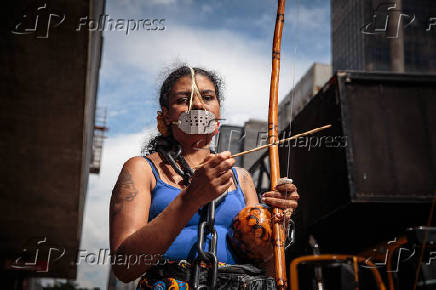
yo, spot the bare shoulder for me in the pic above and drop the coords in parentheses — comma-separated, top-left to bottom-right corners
(123, 152, 161, 175)
(123, 156, 149, 172)
(235, 167, 253, 183)
(120, 154, 157, 190)
(235, 167, 259, 206)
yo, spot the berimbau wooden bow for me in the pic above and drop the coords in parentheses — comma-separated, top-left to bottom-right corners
(268, 0, 287, 289)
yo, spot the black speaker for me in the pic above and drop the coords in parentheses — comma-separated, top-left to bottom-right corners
(280, 71, 436, 254)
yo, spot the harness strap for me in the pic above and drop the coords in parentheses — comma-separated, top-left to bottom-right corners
(144, 157, 161, 180)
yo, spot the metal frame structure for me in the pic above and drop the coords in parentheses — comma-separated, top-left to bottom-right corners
(289, 254, 387, 290)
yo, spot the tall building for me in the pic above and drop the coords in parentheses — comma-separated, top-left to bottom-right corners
(331, 0, 436, 73)
(278, 63, 332, 132)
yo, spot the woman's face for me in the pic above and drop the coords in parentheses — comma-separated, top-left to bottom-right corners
(163, 74, 221, 142)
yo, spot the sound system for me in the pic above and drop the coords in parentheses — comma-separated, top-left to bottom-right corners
(279, 71, 436, 255)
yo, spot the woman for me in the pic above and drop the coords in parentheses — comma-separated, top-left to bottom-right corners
(109, 65, 299, 289)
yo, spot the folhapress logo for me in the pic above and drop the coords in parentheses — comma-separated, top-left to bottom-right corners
(11, 1, 65, 38)
(11, 1, 166, 38)
(361, 2, 415, 38)
(7, 237, 65, 273)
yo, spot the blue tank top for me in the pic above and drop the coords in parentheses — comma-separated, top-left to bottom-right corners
(144, 157, 245, 264)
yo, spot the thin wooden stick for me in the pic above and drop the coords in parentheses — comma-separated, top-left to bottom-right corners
(193, 124, 331, 169)
(232, 124, 331, 158)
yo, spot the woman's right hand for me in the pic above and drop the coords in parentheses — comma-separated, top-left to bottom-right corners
(185, 151, 235, 208)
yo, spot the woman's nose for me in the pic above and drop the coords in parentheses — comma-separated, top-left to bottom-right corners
(191, 93, 205, 109)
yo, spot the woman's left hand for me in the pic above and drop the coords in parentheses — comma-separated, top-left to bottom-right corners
(261, 178, 299, 220)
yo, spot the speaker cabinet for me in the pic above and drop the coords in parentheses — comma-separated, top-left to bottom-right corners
(280, 71, 436, 254)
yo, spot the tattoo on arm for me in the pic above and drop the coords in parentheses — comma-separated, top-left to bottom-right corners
(110, 169, 138, 218)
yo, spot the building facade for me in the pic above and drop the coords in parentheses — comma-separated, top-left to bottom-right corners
(332, 0, 436, 73)
(278, 63, 332, 132)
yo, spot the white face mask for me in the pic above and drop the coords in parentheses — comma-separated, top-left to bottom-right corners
(175, 110, 217, 135)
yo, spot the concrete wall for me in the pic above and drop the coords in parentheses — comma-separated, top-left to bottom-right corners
(0, 0, 104, 281)
(278, 63, 332, 132)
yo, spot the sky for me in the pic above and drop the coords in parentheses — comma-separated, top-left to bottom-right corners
(76, 0, 330, 288)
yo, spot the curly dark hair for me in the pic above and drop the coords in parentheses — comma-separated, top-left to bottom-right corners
(142, 65, 224, 155)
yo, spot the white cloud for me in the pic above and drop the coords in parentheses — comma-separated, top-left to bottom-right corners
(286, 6, 330, 30)
(77, 128, 157, 289)
(103, 25, 313, 126)
(201, 4, 213, 14)
(253, 13, 273, 29)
